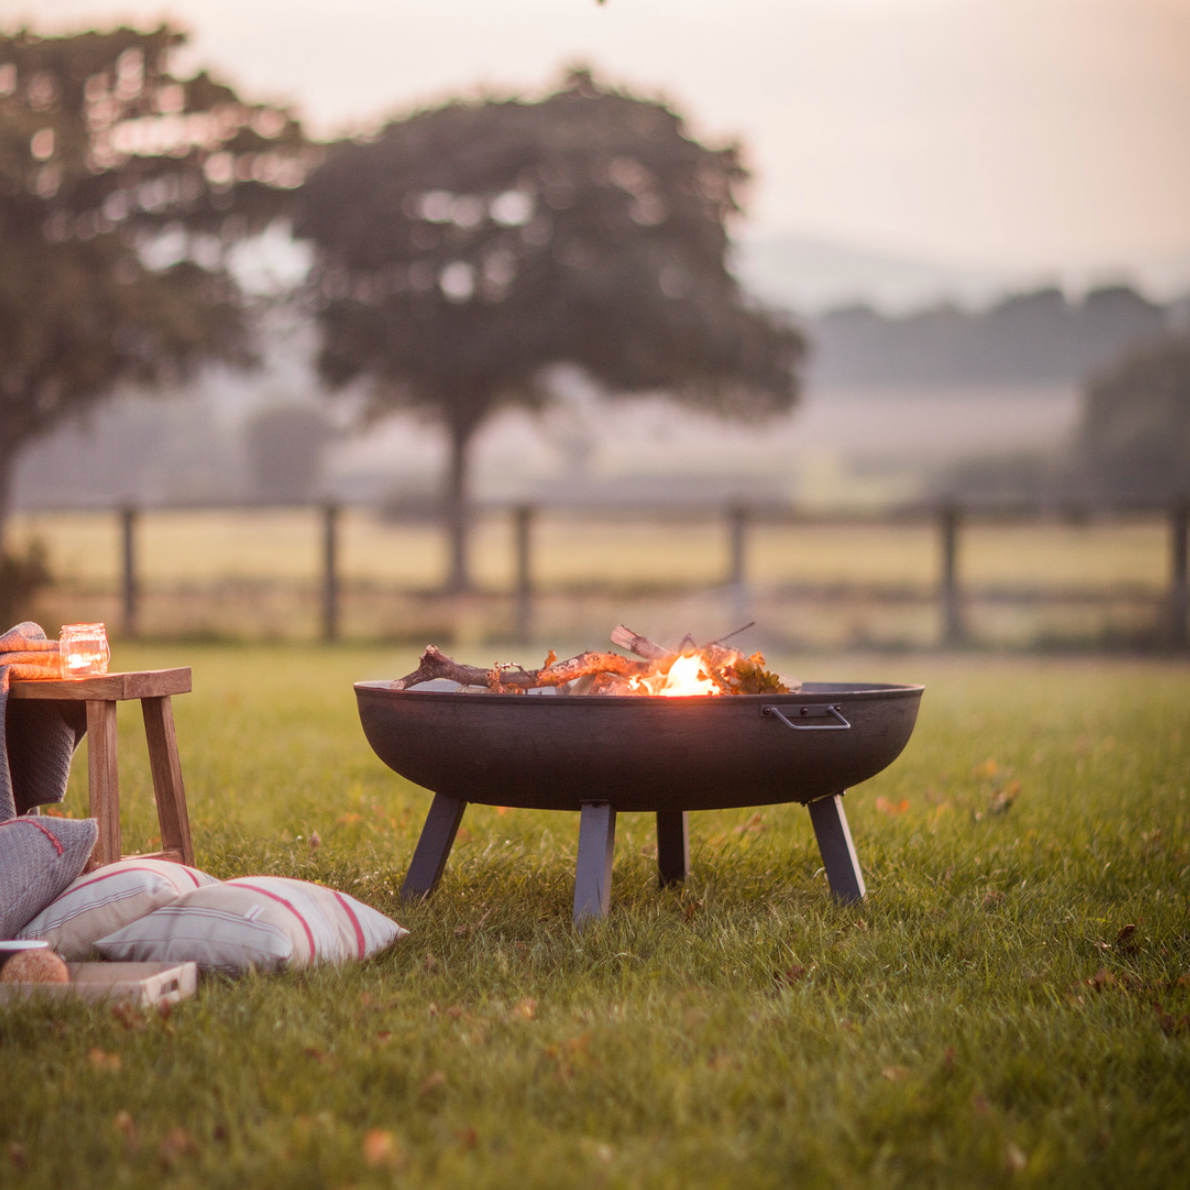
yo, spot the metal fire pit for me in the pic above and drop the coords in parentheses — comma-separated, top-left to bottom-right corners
(355, 680, 924, 924)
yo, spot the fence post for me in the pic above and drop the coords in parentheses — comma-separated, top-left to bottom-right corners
(514, 504, 534, 643)
(321, 502, 340, 643)
(120, 505, 138, 638)
(1169, 498, 1189, 650)
(727, 503, 749, 625)
(939, 502, 965, 646)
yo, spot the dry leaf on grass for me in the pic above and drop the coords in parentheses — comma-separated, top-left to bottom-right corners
(157, 1126, 197, 1168)
(362, 1128, 404, 1170)
(88, 1048, 121, 1072)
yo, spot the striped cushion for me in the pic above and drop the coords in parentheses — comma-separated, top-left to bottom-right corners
(93, 876, 407, 975)
(17, 858, 219, 959)
(0, 816, 98, 939)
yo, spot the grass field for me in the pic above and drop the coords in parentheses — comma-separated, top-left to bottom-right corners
(2, 643, 1188, 1189)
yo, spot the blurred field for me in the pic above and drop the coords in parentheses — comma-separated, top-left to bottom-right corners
(10, 505, 1181, 650)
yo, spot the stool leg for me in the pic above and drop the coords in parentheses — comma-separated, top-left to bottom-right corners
(86, 700, 121, 868)
(141, 695, 194, 866)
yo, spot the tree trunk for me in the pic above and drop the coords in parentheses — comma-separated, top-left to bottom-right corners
(445, 418, 473, 594)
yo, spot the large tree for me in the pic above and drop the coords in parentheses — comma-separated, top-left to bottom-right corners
(295, 69, 804, 591)
(0, 24, 314, 550)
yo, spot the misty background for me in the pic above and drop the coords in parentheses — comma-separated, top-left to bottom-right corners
(7, 0, 1190, 514)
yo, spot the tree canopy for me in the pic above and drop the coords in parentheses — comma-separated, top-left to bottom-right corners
(295, 69, 804, 590)
(0, 24, 315, 545)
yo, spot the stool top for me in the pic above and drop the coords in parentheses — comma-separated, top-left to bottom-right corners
(8, 668, 192, 701)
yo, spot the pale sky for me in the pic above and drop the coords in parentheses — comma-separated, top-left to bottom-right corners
(8, 0, 1190, 280)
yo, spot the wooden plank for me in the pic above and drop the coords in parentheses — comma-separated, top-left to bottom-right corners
(140, 696, 194, 866)
(9, 668, 192, 701)
(0, 962, 197, 1006)
(86, 700, 121, 868)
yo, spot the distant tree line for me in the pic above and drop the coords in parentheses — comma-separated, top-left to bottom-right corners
(809, 285, 1177, 387)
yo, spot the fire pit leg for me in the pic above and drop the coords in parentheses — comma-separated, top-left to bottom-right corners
(656, 811, 689, 886)
(401, 793, 467, 903)
(573, 801, 617, 926)
(807, 793, 866, 904)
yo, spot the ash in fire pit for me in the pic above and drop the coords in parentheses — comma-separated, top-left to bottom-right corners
(357, 626, 924, 925)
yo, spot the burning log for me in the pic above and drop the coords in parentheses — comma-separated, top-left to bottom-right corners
(392, 628, 797, 696)
(391, 644, 649, 692)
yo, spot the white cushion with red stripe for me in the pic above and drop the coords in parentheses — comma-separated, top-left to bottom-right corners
(16, 857, 218, 959)
(92, 876, 407, 974)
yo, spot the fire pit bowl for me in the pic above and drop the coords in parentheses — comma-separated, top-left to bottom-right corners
(355, 679, 924, 924)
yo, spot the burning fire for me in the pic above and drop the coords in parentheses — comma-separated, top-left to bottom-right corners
(627, 651, 722, 697)
(390, 627, 796, 696)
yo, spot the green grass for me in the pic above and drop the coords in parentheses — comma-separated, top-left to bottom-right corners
(3, 644, 1189, 1189)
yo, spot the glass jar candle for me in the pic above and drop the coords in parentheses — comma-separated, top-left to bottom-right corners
(59, 623, 110, 676)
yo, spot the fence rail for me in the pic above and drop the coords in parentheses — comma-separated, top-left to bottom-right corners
(15, 498, 1190, 650)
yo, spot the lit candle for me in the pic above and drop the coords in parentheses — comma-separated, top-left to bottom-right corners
(59, 623, 110, 677)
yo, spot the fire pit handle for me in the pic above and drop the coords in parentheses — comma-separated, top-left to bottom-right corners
(763, 704, 851, 731)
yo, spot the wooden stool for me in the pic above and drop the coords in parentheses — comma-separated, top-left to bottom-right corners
(9, 668, 194, 869)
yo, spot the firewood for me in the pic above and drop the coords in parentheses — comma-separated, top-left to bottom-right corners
(391, 645, 649, 692)
(610, 624, 672, 661)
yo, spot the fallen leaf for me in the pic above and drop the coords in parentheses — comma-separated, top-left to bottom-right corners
(158, 1126, 197, 1168)
(1005, 1143, 1028, 1173)
(419, 1070, 447, 1095)
(513, 996, 538, 1020)
(1114, 924, 1140, 954)
(88, 1048, 121, 1072)
(774, 965, 808, 986)
(113, 1110, 139, 1151)
(362, 1128, 404, 1170)
(882, 1065, 911, 1081)
(875, 797, 910, 816)
(455, 1127, 478, 1152)
(8, 1142, 27, 1170)
(733, 812, 766, 834)
(111, 1001, 148, 1031)
(1154, 1004, 1190, 1036)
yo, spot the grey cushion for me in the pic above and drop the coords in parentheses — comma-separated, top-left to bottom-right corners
(0, 816, 98, 938)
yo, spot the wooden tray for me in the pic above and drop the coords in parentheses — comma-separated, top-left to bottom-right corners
(0, 962, 197, 1007)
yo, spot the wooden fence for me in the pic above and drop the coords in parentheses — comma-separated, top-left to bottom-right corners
(74, 497, 1187, 649)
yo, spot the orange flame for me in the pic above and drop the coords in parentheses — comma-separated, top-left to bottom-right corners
(629, 651, 721, 697)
